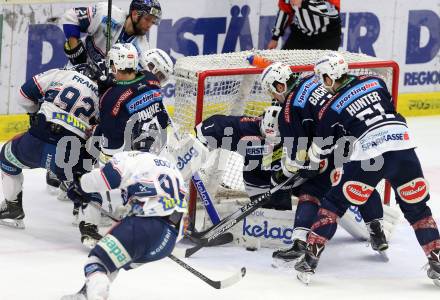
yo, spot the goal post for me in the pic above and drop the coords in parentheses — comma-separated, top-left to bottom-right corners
(173, 50, 400, 228)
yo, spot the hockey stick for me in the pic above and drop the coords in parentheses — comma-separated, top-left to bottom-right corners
(163, 109, 222, 226)
(168, 254, 246, 289)
(105, 0, 112, 57)
(184, 173, 302, 258)
(85, 202, 246, 289)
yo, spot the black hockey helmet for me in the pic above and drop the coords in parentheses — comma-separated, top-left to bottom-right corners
(129, 0, 162, 25)
(131, 119, 167, 153)
(71, 63, 101, 81)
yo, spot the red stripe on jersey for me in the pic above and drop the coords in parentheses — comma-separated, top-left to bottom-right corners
(19, 88, 34, 101)
(100, 169, 111, 190)
(33, 77, 44, 96)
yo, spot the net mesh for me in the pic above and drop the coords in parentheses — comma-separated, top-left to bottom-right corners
(173, 49, 396, 202)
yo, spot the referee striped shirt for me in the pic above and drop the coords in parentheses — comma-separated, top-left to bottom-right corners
(272, 0, 340, 38)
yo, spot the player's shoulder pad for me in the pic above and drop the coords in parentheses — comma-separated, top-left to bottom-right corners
(356, 74, 388, 90)
(93, 3, 126, 24)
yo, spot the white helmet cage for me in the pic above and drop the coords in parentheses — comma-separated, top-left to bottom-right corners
(140, 48, 174, 84)
(260, 62, 293, 97)
(107, 43, 139, 73)
(260, 105, 282, 144)
(314, 52, 349, 89)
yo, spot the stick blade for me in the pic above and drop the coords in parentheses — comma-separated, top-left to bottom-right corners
(217, 267, 246, 289)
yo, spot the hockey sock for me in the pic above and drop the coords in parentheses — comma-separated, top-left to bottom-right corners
(294, 194, 320, 229)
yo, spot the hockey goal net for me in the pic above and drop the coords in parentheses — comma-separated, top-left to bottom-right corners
(173, 49, 399, 225)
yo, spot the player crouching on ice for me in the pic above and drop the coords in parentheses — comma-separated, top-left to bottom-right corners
(63, 121, 187, 300)
(292, 53, 440, 286)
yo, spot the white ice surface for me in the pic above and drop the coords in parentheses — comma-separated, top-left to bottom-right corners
(1, 116, 440, 300)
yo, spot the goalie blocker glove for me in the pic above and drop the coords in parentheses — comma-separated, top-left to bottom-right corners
(64, 40, 87, 65)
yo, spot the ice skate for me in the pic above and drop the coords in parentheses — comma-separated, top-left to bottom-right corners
(427, 249, 440, 287)
(60, 284, 87, 300)
(79, 221, 103, 248)
(0, 192, 25, 229)
(72, 203, 81, 226)
(272, 239, 307, 268)
(366, 219, 389, 261)
(57, 181, 71, 201)
(295, 243, 325, 285)
(46, 170, 61, 195)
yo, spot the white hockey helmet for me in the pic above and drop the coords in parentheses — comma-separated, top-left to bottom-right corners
(260, 62, 293, 102)
(107, 43, 139, 73)
(260, 105, 282, 144)
(140, 48, 174, 84)
(314, 52, 348, 91)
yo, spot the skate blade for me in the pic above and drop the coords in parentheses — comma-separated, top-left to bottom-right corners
(433, 278, 440, 288)
(46, 185, 59, 195)
(271, 256, 303, 269)
(378, 250, 389, 262)
(0, 219, 25, 229)
(297, 271, 313, 285)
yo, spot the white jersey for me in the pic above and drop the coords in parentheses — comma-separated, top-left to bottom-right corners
(81, 151, 187, 217)
(62, 2, 150, 63)
(19, 68, 99, 139)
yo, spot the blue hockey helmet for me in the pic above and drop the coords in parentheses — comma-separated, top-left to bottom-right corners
(129, 0, 162, 25)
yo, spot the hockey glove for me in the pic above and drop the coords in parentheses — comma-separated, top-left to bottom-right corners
(28, 112, 39, 127)
(64, 40, 87, 65)
(67, 178, 101, 205)
(97, 73, 116, 96)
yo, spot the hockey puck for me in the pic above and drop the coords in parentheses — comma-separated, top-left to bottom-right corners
(246, 247, 257, 251)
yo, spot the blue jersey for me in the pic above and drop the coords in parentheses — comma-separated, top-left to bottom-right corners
(196, 114, 283, 196)
(278, 74, 333, 164)
(313, 75, 413, 160)
(96, 72, 169, 155)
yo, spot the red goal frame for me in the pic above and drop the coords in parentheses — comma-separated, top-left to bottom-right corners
(187, 61, 400, 227)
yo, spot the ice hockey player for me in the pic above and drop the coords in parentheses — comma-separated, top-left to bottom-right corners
(292, 52, 440, 286)
(47, 0, 160, 193)
(0, 64, 101, 229)
(76, 43, 174, 248)
(259, 62, 388, 266)
(195, 105, 293, 210)
(62, 121, 187, 300)
(61, 0, 161, 66)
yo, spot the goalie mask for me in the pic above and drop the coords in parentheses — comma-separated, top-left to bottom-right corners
(260, 105, 282, 145)
(140, 48, 174, 85)
(260, 62, 298, 103)
(314, 52, 348, 93)
(106, 43, 139, 73)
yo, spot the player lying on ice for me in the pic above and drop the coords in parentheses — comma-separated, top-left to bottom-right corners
(262, 52, 440, 286)
(62, 120, 187, 300)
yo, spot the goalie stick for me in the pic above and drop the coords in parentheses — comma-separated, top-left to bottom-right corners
(82, 202, 246, 290)
(184, 173, 302, 258)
